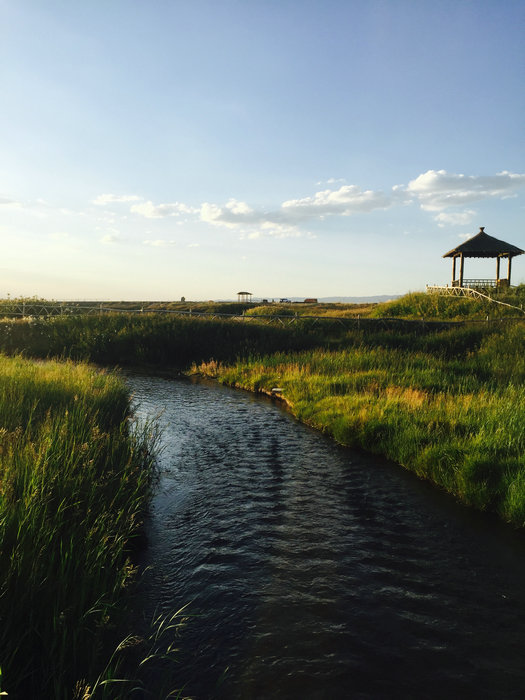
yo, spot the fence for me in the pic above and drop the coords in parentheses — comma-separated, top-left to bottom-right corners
(1, 301, 523, 331)
(426, 286, 525, 314)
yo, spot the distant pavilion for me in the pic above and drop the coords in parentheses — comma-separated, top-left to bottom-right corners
(237, 291, 253, 303)
(443, 227, 524, 288)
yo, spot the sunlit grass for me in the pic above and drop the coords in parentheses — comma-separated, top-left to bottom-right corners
(0, 354, 158, 698)
(195, 323, 525, 526)
(371, 287, 525, 320)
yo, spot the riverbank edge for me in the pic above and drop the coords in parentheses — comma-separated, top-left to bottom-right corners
(187, 365, 524, 530)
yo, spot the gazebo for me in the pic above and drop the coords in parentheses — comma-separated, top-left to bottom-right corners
(237, 291, 253, 303)
(443, 227, 524, 288)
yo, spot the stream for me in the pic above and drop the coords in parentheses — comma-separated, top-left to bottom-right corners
(128, 374, 525, 699)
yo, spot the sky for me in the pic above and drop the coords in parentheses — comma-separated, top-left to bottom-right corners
(1, 0, 524, 301)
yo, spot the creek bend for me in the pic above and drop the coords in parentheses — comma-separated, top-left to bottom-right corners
(128, 374, 525, 700)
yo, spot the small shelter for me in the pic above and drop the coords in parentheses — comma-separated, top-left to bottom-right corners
(237, 291, 253, 303)
(443, 227, 524, 288)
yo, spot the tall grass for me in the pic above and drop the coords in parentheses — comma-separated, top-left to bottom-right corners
(0, 304, 491, 372)
(0, 355, 158, 698)
(372, 286, 525, 320)
(245, 302, 376, 318)
(0, 313, 318, 367)
(194, 322, 525, 527)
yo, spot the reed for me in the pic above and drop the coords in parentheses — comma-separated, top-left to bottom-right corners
(0, 354, 158, 698)
(0, 313, 318, 367)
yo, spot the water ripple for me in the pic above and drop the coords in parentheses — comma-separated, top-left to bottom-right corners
(129, 375, 525, 699)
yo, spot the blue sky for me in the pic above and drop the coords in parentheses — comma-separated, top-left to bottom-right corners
(1, 0, 524, 300)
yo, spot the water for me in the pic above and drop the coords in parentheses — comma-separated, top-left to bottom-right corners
(128, 374, 525, 699)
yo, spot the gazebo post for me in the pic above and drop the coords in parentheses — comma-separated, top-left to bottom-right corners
(459, 254, 464, 287)
(452, 256, 456, 284)
(496, 256, 501, 283)
(508, 256, 512, 285)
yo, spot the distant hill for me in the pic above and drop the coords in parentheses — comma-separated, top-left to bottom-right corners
(213, 295, 403, 304)
(277, 295, 401, 304)
(317, 295, 401, 303)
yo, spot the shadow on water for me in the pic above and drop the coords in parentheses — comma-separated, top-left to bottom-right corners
(128, 374, 525, 700)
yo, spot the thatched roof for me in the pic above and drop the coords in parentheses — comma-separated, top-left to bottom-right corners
(443, 227, 524, 258)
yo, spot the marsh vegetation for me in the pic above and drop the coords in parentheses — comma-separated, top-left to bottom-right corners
(0, 355, 162, 698)
(0, 291, 523, 695)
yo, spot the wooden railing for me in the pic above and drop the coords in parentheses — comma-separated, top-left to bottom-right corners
(2, 299, 524, 324)
(452, 278, 497, 288)
(0, 302, 457, 329)
(426, 286, 524, 314)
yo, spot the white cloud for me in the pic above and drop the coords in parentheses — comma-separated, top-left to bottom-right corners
(244, 222, 307, 239)
(134, 184, 392, 239)
(200, 202, 229, 225)
(0, 196, 22, 208)
(58, 208, 87, 217)
(197, 185, 394, 238)
(406, 170, 525, 211)
(93, 194, 143, 205)
(316, 177, 346, 186)
(225, 198, 253, 215)
(199, 199, 264, 230)
(142, 239, 177, 247)
(434, 209, 477, 227)
(131, 200, 197, 218)
(90, 169, 525, 244)
(199, 201, 306, 237)
(282, 185, 393, 218)
(100, 232, 123, 244)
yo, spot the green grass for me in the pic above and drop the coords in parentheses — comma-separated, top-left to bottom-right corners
(371, 286, 525, 320)
(0, 313, 320, 367)
(0, 355, 158, 698)
(194, 322, 525, 526)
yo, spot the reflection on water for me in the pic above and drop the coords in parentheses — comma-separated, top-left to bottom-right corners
(129, 374, 525, 699)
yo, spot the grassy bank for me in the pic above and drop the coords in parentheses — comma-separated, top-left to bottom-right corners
(0, 355, 157, 698)
(0, 307, 478, 370)
(372, 286, 525, 320)
(193, 322, 525, 527)
(1, 309, 523, 529)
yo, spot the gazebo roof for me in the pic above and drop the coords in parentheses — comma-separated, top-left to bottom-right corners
(443, 227, 524, 259)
